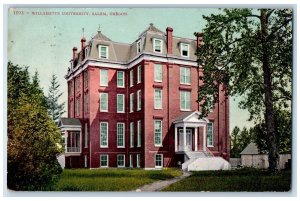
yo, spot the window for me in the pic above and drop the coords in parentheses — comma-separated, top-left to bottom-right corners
(117, 94, 125, 113)
(100, 69, 108, 86)
(137, 154, 141, 168)
(100, 93, 108, 112)
(207, 122, 214, 147)
(130, 69, 134, 87)
(154, 89, 162, 109)
(137, 65, 141, 84)
(99, 45, 108, 59)
(75, 76, 81, 91)
(155, 154, 163, 168)
(84, 155, 87, 168)
(117, 123, 125, 148)
(100, 122, 108, 147)
(85, 47, 89, 59)
(137, 120, 141, 147)
(117, 154, 125, 167)
(84, 123, 88, 148)
(154, 64, 162, 82)
(180, 43, 189, 57)
(129, 154, 133, 168)
(130, 122, 134, 148)
(180, 91, 191, 111)
(154, 120, 162, 147)
(137, 90, 141, 111)
(153, 39, 162, 53)
(84, 93, 88, 113)
(180, 67, 191, 85)
(100, 155, 108, 167)
(84, 70, 88, 88)
(117, 71, 124, 88)
(75, 98, 80, 116)
(137, 39, 141, 53)
(130, 93, 134, 112)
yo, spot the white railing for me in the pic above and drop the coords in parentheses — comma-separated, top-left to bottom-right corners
(67, 147, 80, 153)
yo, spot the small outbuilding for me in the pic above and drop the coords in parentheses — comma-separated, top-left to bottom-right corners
(240, 142, 291, 169)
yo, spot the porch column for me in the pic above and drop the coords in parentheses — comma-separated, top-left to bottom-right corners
(203, 125, 207, 151)
(175, 125, 178, 152)
(195, 127, 198, 151)
(183, 125, 186, 151)
(79, 131, 82, 153)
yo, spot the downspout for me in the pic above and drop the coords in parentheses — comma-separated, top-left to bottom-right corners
(218, 86, 220, 153)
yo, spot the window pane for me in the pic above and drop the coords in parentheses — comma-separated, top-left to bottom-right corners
(137, 66, 141, 83)
(117, 123, 124, 147)
(100, 93, 108, 111)
(186, 91, 190, 110)
(100, 155, 108, 167)
(130, 70, 134, 87)
(180, 91, 185, 110)
(154, 89, 162, 109)
(130, 122, 134, 147)
(137, 90, 141, 110)
(154, 121, 162, 146)
(155, 154, 162, 167)
(100, 46, 107, 58)
(154, 40, 161, 52)
(100, 69, 108, 86)
(154, 64, 162, 82)
(130, 93, 134, 112)
(180, 67, 185, 83)
(118, 155, 125, 167)
(117, 71, 124, 87)
(100, 123, 107, 146)
(137, 120, 141, 147)
(186, 68, 190, 84)
(117, 94, 124, 112)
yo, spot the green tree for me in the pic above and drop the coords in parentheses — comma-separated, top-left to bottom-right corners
(230, 126, 254, 158)
(46, 74, 65, 122)
(7, 62, 63, 190)
(197, 9, 292, 174)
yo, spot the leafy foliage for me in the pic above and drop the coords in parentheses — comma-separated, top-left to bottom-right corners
(230, 126, 254, 158)
(196, 9, 292, 173)
(46, 74, 65, 122)
(7, 62, 63, 190)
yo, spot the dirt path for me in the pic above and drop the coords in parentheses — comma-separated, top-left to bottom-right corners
(135, 171, 191, 192)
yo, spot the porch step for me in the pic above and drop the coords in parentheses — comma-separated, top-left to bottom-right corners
(185, 151, 214, 160)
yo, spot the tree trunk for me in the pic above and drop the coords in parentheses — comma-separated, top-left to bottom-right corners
(260, 9, 279, 174)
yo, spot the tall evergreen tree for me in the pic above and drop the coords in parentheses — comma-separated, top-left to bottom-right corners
(7, 62, 63, 190)
(197, 9, 292, 174)
(46, 74, 65, 122)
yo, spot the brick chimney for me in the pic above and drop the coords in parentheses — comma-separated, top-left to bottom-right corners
(72, 47, 78, 61)
(81, 37, 86, 60)
(196, 32, 203, 48)
(166, 27, 173, 54)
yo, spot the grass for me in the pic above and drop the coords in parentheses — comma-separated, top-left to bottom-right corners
(51, 168, 182, 191)
(162, 168, 291, 192)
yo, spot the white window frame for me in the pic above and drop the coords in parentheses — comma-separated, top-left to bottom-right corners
(180, 67, 191, 85)
(137, 90, 141, 111)
(180, 91, 191, 111)
(117, 71, 125, 88)
(130, 69, 134, 87)
(154, 89, 162, 109)
(84, 155, 87, 168)
(100, 93, 108, 112)
(129, 154, 133, 168)
(180, 43, 190, 57)
(117, 123, 125, 148)
(100, 154, 109, 167)
(117, 94, 125, 113)
(117, 154, 125, 168)
(137, 154, 141, 168)
(130, 122, 134, 148)
(137, 65, 141, 84)
(100, 122, 108, 148)
(154, 120, 162, 147)
(154, 64, 163, 82)
(137, 39, 142, 53)
(130, 93, 134, 113)
(207, 122, 214, 147)
(137, 120, 141, 147)
(99, 45, 108, 59)
(100, 69, 108, 86)
(153, 38, 163, 53)
(155, 154, 163, 168)
(84, 123, 88, 148)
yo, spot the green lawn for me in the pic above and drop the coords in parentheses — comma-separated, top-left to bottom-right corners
(51, 168, 182, 191)
(162, 168, 291, 192)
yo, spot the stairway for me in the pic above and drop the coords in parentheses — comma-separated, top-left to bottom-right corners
(181, 151, 231, 171)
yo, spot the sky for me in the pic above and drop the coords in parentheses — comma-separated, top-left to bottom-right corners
(7, 7, 254, 132)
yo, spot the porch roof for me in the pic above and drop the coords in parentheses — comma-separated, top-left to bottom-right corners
(58, 118, 81, 131)
(173, 111, 208, 127)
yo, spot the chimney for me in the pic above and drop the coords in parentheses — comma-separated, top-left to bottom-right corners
(197, 32, 203, 48)
(166, 27, 173, 54)
(81, 37, 86, 60)
(72, 47, 78, 61)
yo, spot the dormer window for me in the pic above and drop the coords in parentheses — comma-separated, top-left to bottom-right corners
(137, 39, 142, 53)
(180, 43, 189, 57)
(153, 38, 162, 53)
(85, 47, 89, 59)
(99, 45, 108, 59)
(70, 61, 73, 69)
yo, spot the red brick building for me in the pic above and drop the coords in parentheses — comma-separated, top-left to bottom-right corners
(59, 24, 230, 170)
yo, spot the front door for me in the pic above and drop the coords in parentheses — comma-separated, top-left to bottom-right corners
(179, 129, 192, 151)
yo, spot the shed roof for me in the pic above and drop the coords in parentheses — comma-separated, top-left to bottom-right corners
(240, 142, 261, 155)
